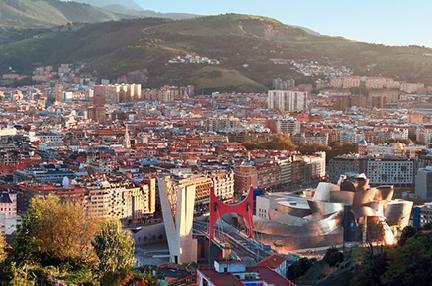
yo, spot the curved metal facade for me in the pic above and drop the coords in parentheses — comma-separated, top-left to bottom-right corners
(254, 175, 413, 250)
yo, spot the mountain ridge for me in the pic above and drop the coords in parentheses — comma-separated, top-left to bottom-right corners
(68, 0, 143, 11)
(1, 14, 432, 91)
(0, 0, 122, 28)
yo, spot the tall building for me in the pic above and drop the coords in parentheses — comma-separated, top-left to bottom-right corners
(267, 90, 308, 112)
(54, 82, 63, 102)
(93, 85, 106, 107)
(273, 78, 295, 90)
(277, 158, 292, 186)
(93, 84, 142, 104)
(415, 166, 432, 199)
(157, 176, 197, 264)
(233, 163, 258, 197)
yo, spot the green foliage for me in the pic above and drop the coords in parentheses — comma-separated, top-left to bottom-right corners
(287, 257, 316, 280)
(93, 219, 135, 274)
(323, 247, 344, 267)
(398, 226, 417, 246)
(0, 195, 101, 284)
(0, 0, 121, 29)
(0, 234, 6, 263)
(386, 138, 412, 144)
(326, 143, 358, 161)
(244, 134, 297, 151)
(349, 232, 432, 286)
(298, 143, 331, 154)
(0, 196, 145, 285)
(381, 233, 432, 286)
(194, 66, 267, 92)
(3, 14, 432, 91)
(349, 247, 388, 286)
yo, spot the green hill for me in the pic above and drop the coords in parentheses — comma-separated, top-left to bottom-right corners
(0, 0, 121, 28)
(1, 14, 432, 91)
(71, 0, 142, 11)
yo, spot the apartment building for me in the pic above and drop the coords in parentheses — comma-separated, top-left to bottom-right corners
(85, 180, 155, 221)
(267, 90, 308, 112)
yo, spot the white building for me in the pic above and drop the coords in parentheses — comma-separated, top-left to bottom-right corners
(276, 117, 301, 136)
(340, 128, 360, 144)
(415, 166, 432, 199)
(367, 157, 414, 186)
(157, 176, 197, 264)
(277, 158, 292, 185)
(206, 116, 241, 132)
(268, 90, 307, 112)
(416, 126, 432, 145)
(210, 171, 235, 201)
(0, 192, 18, 235)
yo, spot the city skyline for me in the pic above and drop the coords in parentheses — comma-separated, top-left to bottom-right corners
(137, 0, 432, 47)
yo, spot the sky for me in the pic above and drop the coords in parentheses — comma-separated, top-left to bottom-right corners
(136, 0, 431, 47)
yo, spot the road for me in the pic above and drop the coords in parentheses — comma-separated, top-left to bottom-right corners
(193, 220, 274, 265)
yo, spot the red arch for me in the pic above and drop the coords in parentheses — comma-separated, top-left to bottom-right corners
(209, 186, 254, 239)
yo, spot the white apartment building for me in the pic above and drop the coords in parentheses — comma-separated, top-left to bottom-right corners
(276, 117, 300, 136)
(367, 157, 414, 186)
(416, 126, 432, 145)
(277, 158, 292, 185)
(206, 116, 241, 132)
(415, 166, 432, 199)
(268, 90, 307, 112)
(210, 171, 235, 201)
(85, 180, 155, 220)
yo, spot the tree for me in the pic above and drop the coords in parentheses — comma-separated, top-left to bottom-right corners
(323, 247, 344, 267)
(0, 234, 6, 263)
(93, 219, 135, 274)
(381, 233, 432, 286)
(398, 226, 417, 246)
(298, 143, 331, 154)
(10, 195, 100, 266)
(350, 247, 388, 286)
(287, 257, 315, 280)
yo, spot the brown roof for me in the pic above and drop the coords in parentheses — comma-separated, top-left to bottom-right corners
(255, 254, 286, 269)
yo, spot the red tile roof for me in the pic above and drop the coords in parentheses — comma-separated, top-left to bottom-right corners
(255, 254, 286, 269)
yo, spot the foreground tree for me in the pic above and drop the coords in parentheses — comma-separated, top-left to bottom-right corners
(93, 219, 135, 274)
(349, 246, 388, 286)
(398, 226, 417, 246)
(28, 195, 100, 264)
(381, 233, 432, 286)
(287, 257, 315, 280)
(323, 247, 344, 267)
(1, 195, 101, 284)
(0, 234, 6, 262)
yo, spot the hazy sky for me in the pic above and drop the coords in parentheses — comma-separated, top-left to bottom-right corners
(136, 0, 431, 47)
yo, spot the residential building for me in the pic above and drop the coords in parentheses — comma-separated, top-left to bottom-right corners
(234, 163, 258, 197)
(268, 90, 308, 112)
(415, 166, 432, 199)
(197, 259, 294, 286)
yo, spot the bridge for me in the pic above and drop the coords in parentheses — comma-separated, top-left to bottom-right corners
(193, 219, 275, 265)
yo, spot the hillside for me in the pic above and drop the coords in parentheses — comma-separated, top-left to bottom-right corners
(0, 0, 121, 28)
(71, 0, 142, 11)
(1, 14, 432, 91)
(69, 0, 198, 20)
